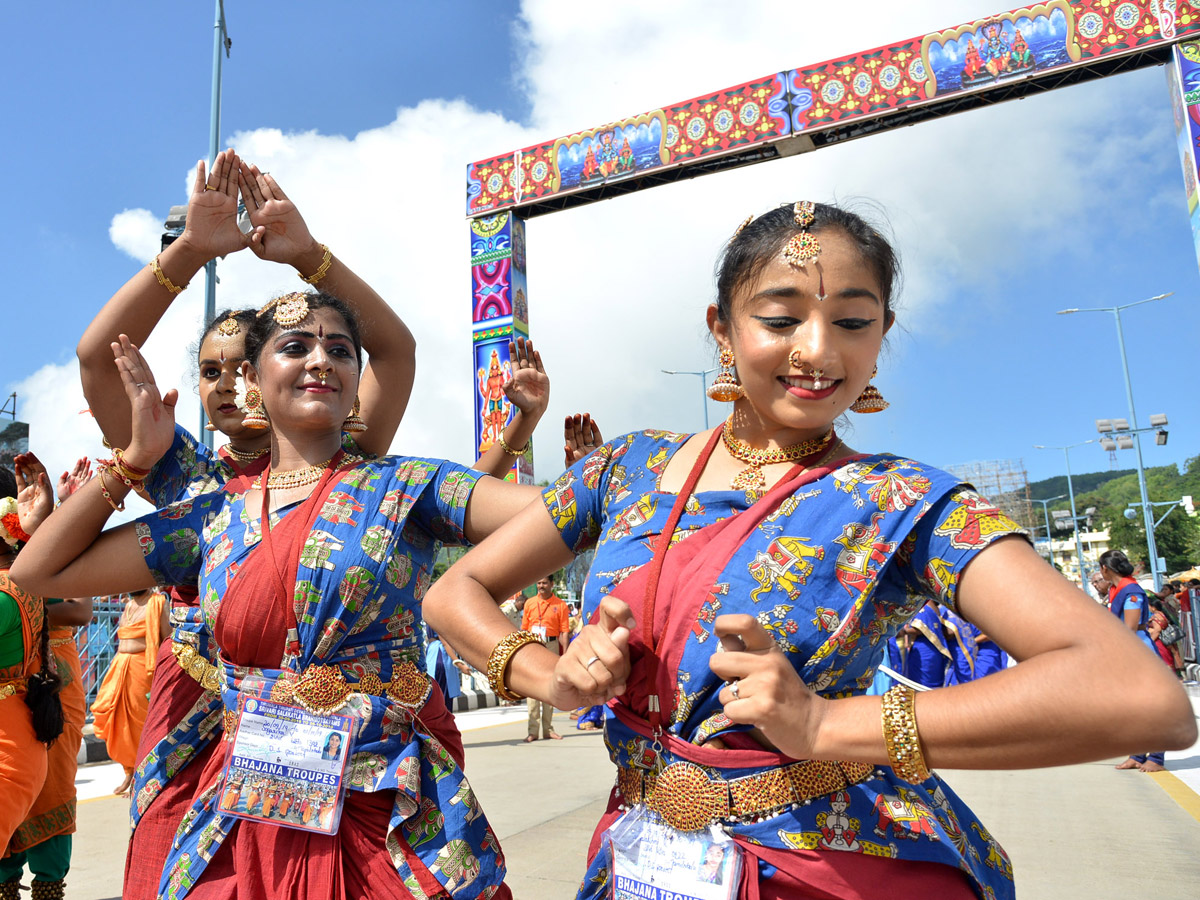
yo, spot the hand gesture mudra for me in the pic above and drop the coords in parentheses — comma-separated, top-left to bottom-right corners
(564, 413, 604, 468)
(548, 596, 634, 711)
(502, 338, 549, 417)
(181, 148, 251, 260)
(56, 457, 94, 505)
(13, 453, 55, 537)
(238, 162, 317, 266)
(708, 614, 827, 760)
(111, 335, 179, 471)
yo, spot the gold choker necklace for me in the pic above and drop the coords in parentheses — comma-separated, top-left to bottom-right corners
(258, 456, 335, 491)
(721, 418, 835, 493)
(223, 444, 269, 465)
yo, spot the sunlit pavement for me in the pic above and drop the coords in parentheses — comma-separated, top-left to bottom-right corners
(67, 699, 1200, 899)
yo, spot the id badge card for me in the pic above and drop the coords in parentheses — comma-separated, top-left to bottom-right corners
(530, 624, 548, 641)
(218, 696, 354, 835)
(606, 804, 742, 900)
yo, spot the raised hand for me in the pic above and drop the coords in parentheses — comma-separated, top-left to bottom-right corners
(179, 149, 250, 260)
(238, 162, 317, 266)
(111, 335, 179, 471)
(13, 453, 55, 536)
(564, 413, 604, 468)
(502, 338, 549, 418)
(547, 595, 634, 710)
(56, 457, 94, 504)
(708, 614, 827, 760)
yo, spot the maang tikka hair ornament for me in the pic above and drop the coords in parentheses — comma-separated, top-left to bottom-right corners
(707, 348, 744, 402)
(258, 292, 311, 327)
(782, 200, 826, 301)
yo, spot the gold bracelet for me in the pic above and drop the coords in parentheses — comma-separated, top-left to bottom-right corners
(298, 243, 333, 285)
(881, 685, 931, 783)
(497, 434, 530, 457)
(151, 255, 186, 295)
(96, 467, 125, 512)
(485, 630, 544, 701)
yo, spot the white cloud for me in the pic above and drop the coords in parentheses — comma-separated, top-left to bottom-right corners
(108, 208, 165, 262)
(13, 0, 1184, 486)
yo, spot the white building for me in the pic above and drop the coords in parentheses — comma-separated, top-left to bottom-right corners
(1037, 529, 1111, 586)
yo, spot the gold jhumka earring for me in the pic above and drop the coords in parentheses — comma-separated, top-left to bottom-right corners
(850, 366, 889, 414)
(706, 349, 743, 402)
(342, 396, 367, 433)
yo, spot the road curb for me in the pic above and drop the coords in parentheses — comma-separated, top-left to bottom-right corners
(452, 688, 500, 712)
(79, 732, 110, 765)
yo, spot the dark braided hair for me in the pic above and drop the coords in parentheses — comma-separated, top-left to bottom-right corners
(0, 465, 64, 746)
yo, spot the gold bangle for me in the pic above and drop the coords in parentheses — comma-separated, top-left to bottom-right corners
(485, 630, 544, 701)
(881, 685, 931, 783)
(497, 433, 530, 457)
(150, 255, 186, 295)
(96, 467, 125, 512)
(298, 243, 333, 285)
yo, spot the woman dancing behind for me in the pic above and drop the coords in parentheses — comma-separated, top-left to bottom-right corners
(0, 457, 63, 858)
(424, 201, 1195, 900)
(17, 293, 544, 897)
(74, 151, 553, 899)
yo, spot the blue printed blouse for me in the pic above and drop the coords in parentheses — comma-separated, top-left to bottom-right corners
(542, 430, 1027, 900)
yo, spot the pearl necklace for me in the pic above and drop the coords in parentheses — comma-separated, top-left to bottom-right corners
(721, 417, 835, 493)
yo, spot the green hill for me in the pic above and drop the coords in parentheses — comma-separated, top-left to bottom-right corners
(1027, 455, 1200, 572)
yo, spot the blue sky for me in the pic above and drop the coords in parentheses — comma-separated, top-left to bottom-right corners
(5, 0, 1199, 500)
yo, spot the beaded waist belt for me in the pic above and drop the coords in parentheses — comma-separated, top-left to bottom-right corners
(616, 758, 876, 832)
(172, 642, 432, 729)
(48, 636, 76, 649)
(0, 677, 26, 701)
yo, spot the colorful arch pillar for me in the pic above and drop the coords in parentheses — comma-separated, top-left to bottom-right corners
(469, 211, 532, 483)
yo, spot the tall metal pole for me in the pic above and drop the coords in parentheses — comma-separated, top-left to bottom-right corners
(1111, 307, 1161, 590)
(662, 368, 716, 430)
(1031, 495, 1065, 566)
(1061, 446, 1088, 584)
(201, 0, 228, 447)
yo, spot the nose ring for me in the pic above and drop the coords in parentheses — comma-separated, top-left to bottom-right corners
(317, 372, 328, 384)
(788, 351, 823, 379)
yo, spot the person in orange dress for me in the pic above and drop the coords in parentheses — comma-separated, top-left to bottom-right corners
(89, 587, 168, 795)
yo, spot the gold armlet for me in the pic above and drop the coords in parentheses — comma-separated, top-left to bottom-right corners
(485, 630, 544, 701)
(151, 255, 186, 295)
(497, 434, 530, 457)
(298, 244, 333, 285)
(881, 685, 931, 783)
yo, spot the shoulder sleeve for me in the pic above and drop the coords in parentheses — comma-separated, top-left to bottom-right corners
(143, 425, 222, 508)
(132, 492, 225, 587)
(541, 433, 638, 553)
(896, 487, 1030, 614)
(404, 459, 482, 546)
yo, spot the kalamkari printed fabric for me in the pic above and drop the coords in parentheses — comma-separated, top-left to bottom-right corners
(542, 430, 1027, 900)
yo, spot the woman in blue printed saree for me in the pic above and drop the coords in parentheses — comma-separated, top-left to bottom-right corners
(423, 202, 1195, 900)
(72, 151, 555, 899)
(16, 293, 545, 899)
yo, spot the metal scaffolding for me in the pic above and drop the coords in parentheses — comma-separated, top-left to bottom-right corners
(944, 459, 1036, 534)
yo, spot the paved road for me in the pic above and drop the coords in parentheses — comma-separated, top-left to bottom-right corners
(66, 704, 1200, 899)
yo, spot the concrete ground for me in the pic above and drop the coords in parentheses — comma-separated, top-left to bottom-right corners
(64, 702, 1200, 899)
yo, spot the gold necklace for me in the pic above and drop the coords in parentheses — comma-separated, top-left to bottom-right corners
(256, 453, 363, 491)
(223, 444, 269, 465)
(721, 417, 835, 493)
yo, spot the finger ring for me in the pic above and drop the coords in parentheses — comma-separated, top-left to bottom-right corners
(135, 382, 145, 387)
(205, 184, 219, 191)
(729, 679, 740, 700)
(585, 656, 601, 668)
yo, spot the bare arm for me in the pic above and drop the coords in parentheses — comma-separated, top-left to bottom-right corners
(46, 598, 94, 628)
(424, 499, 632, 711)
(239, 163, 415, 456)
(713, 538, 1196, 770)
(460, 477, 542, 546)
(12, 339, 179, 600)
(78, 151, 248, 449)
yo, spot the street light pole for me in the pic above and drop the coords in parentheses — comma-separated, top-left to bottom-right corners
(1034, 443, 1095, 583)
(661, 368, 717, 430)
(201, 0, 231, 447)
(1058, 292, 1172, 589)
(1031, 494, 1066, 565)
